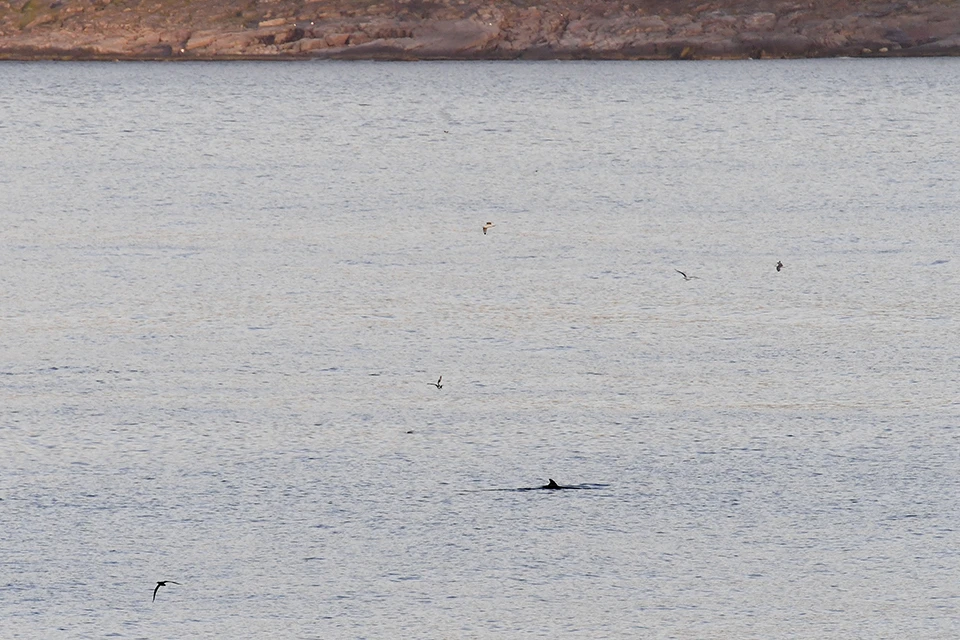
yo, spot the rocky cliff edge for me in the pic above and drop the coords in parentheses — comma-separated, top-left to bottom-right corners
(2, 0, 959, 60)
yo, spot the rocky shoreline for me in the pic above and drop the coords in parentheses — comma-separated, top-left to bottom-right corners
(2, 0, 959, 61)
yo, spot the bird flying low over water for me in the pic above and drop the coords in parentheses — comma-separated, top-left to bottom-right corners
(675, 269, 697, 281)
(776, 261, 784, 272)
(429, 376, 443, 389)
(153, 581, 179, 602)
(482, 222, 495, 235)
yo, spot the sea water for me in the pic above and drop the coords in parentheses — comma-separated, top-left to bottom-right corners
(1, 59, 958, 638)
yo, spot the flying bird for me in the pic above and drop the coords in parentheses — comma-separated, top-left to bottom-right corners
(675, 269, 697, 281)
(429, 376, 443, 389)
(482, 222, 495, 235)
(153, 581, 179, 602)
(776, 261, 784, 272)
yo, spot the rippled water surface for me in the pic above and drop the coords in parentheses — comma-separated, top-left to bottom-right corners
(2, 59, 959, 638)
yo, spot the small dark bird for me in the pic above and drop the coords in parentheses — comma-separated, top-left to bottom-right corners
(153, 581, 179, 602)
(675, 269, 697, 281)
(776, 261, 784, 272)
(542, 479, 561, 489)
(429, 376, 443, 389)
(482, 222, 495, 235)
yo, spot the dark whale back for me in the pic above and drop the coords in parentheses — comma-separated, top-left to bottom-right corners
(543, 479, 560, 489)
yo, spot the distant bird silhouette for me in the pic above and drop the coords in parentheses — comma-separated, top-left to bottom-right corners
(542, 479, 561, 489)
(675, 269, 698, 281)
(776, 261, 784, 272)
(153, 581, 179, 602)
(429, 376, 443, 389)
(482, 222, 495, 235)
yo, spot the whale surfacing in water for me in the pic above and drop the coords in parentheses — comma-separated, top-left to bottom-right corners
(473, 478, 608, 492)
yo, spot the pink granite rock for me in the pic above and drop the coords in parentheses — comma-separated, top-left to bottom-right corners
(1, 0, 959, 60)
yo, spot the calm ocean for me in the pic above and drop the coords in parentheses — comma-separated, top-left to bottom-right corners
(1, 59, 959, 638)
